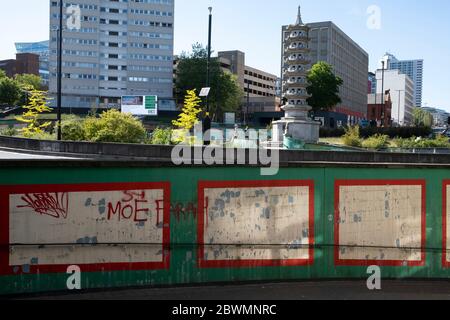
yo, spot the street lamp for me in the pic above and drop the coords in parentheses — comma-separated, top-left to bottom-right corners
(56, 0, 64, 141)
(203, 7, 213, 146)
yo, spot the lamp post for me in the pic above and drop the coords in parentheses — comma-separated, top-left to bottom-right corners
(203, 7, 213, 146)
(396, 89, 405, 127)
(56, 0, 64, 141)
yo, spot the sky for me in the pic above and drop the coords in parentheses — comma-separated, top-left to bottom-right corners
(0, 0, 449, 111)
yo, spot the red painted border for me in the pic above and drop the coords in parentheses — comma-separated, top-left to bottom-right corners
(334, 179, 427, 267)
(197, 180, 315, 268)
(0, 182, 171, 275)
(443, 180, 450, 268)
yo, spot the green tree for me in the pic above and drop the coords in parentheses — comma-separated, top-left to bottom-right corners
(175, 43, 243, 121)
(0, 70, 6, 80)
(306, 62, 343, 113)
(15, 88, 52, 137)
(172, 89, 203, 130)
(413, 107, 433, 128)
(15, 74, 42, 90)
(0, 77, 22, 106)
(84, 109, 147, 144)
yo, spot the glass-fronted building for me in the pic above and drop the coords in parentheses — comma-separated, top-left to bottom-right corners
(15, 41, 50, 87)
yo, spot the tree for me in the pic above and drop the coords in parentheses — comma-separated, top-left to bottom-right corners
(0, 77, 22, 106)
(172, 89, 203, 130)
(306, 62, 343, 113)
(15, 74, 42, 90)
(0, 70, 6, 80)
(412, 107, 433, 128)
(175, 43, 243, 121)
(15, 88, 52, 137)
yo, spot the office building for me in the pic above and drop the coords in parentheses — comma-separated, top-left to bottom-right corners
(49, 0, 175, 109)
(380, 53, 424, 107)
(282, 20, 369, 124)
(368, 72, 376, 94)
(218, 50, 280, 114)
(0, 53, 40, 78)
(376, 69, 414, 126)
(15, 41, 50, 87)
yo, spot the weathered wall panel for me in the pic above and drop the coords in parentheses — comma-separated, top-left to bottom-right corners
(198, 181, 314, 267)
(1, 183, 170, 275)
(335, 180, 426, 266)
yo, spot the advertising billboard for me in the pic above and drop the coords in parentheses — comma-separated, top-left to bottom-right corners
(121, 95, 158, 116)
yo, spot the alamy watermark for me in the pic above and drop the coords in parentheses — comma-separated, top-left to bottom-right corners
(171, 124, 280, 176)
(366, 266, 382, 290)
(367, 5, 382, 30)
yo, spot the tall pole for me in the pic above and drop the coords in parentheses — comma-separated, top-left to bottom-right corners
(381, 61, 386, 127)
(203, 7, 212, 146)
(245, 80, 250, 126)
(396, 90, 403, 127)
(206, 7, 212, 112)
(57, 0, 63, 141)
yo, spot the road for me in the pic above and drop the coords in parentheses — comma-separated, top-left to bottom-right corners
(14, 280, 450, 300)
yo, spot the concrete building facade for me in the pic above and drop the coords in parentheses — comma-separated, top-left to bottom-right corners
(380, 53, 424, 107)
(282, 21, 369, 124)
(218, 50, 280, 114)
(49, 0, 174, 109)
(376, 69, 414, 126)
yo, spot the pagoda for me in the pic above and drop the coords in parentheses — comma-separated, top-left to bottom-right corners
(272, 6, 320, 146)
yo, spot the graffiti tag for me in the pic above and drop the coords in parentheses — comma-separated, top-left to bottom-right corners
(17, 193, 69, 219)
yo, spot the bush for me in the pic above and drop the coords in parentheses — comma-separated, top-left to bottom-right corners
(84, 109, 147, 144)
(342, 126, 362, 148)
(20, 130, 56, 141)
(0, 126, 18, 137)
(61, 115, 85, 141)
(320, 126, 432, 139)
(149, 127, 173, 145)
(394, 135, 450, 149)
(362, 134, 389, 150)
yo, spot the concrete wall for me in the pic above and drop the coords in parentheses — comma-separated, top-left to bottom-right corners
(0, 160, 449, 295)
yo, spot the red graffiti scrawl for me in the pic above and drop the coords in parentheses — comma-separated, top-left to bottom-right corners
(17, 193, 69, 219)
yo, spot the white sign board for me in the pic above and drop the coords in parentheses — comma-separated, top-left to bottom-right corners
(199, 88, 211, 97)
(121, 95, 158, 116)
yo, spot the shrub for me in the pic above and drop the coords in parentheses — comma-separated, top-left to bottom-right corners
(342, 126, 362, 148)
(394, 135, 450, 149)
(61, 115, 86, 141)
(20, 130, 56, 141)
(320, 126, 432, 139)
(0, 126, 18, 137)
(149, 127, 173, 145)
(362, 134, 389, 150)
(84, 109, 147, 144)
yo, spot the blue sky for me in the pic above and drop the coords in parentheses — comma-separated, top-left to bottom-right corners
(1, 0, 449, 111)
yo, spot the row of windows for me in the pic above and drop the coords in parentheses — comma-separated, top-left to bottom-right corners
(129, 31, 173, 39)
(130, 9, 173, 16)
(129, 43, 171, 50)
(130, 20, 173, 28)
(129, 54, 172, 61)
(128, 77, 172, 83)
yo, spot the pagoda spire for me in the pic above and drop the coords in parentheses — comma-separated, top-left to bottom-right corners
(296, 5, 303, 25)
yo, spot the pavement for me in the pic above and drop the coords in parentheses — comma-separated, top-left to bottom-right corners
(14, 280, 450, 300)
(0, 149, 78, 160)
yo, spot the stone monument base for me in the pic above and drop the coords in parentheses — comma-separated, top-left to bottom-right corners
(272, 104, 320, 146)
